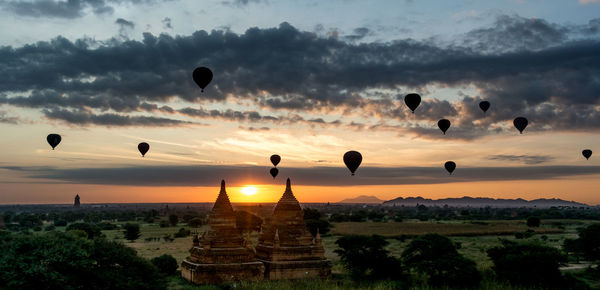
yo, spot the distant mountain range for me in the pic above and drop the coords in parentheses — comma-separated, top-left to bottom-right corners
(337, 195, 384, 204)
(382, 196, 589, 208)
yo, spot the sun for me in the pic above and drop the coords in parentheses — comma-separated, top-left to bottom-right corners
(241, 186, 258, 196)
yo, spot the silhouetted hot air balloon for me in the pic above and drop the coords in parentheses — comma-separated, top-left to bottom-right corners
(270, 167, 279, 178)
(270, 155, 281, 167)
(582, 149, 592, 160)
(438, 119, 451, 135)
(404, 93, 421, 113)
(46, 134, 61, 150)
(513, 117, 528, 134)
(138, 142, 150, 157)
(444, 161, 456, 175)
(479, 101, 490, 113)
(192, 67, 213, 92)
(343, 151, 362, 176)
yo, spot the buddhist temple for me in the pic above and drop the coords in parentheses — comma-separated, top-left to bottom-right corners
(74, 194, 80, 208)
(255, 178, 331, 280)
(181, 180, 264, 284)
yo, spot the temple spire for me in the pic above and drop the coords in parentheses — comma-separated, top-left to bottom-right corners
(220, 180, 226, 193)
(286, 178, 291, 191)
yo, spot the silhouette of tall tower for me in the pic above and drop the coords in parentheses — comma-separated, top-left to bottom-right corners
(74, 194, 80, 208)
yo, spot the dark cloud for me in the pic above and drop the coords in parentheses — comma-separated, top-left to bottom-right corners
(488, 154, 554, 165)
(4, 164, 600, 187)
(1, 0, 164, 19)
(42, 108, 197, 127)
(344, 27, 372, 41)
(0, 16, 598, 135)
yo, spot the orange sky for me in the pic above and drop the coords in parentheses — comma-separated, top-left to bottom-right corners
(2, 174, 599, 205)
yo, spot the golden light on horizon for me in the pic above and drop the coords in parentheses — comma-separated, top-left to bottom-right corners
(240, 186, 258, 196)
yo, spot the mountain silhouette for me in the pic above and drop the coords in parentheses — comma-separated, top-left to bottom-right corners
(337, 195, 384, 204)
(383, 196, 588, 208)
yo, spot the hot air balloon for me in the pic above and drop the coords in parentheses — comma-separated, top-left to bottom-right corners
(270, 167, 279, 178)
(444, 161, 456, 175)
(404, 93, 421, 113)
(479, 101, 490, 113)
(513, 117, 528, 134)
(138, 142, 150, 157)
(192, 67, 213, 92)
(438, 119, 451, 135)
(270, 155, 281, 167)
(343, 151, 362, 176)
(46, 134, 61, 150)
(582, 149, 592, 160)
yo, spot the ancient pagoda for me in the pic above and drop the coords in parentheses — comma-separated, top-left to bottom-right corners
(255, 178, 331, 280)
(181, 180, 264, 284)
(73, 194, 80, 207)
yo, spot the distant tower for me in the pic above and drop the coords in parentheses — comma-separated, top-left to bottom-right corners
(74, 194, 81, 208)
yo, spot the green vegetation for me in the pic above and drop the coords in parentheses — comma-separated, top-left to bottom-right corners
(123, 223, 141, 242)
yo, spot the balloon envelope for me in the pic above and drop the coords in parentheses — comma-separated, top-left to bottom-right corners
(404, 93, 421, 113)
(46, 134, 61, 150)
(513, 117, 528, 134)
(270, 167, 279, 178)
(343, 151, 363, 176)
(192, 67, 213, 92)
(438, 119, 451, 135)
(444, 161, 456, 174)
(138, 142, 150, 157)
(582, 149, 592, 160)
(270, 154, 281, 167)
(479, 101, 490, 113)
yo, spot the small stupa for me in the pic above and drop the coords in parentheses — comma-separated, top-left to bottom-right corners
(181, 180, 264, 284)
(74, 194, 80, 208)
(255, 178, 331, 280)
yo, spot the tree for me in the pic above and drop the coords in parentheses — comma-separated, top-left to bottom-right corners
(123, 223, 141, 242)
(488, 239, 570, 288)
(66, 222, 102, 239)
(168, 214, 179, 227)
(527, 216, 541, 227)
(0, 231, 165, 289)
(402, 234, 480, 288)
(334, 235, 403, 281)
(151, 254, 178, 276)
(303, 208, 331, 236)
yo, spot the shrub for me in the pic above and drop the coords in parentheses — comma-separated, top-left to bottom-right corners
(151, 254, 178, 276)
(53, 219, 67, 227)
(173, 228, 190, 238)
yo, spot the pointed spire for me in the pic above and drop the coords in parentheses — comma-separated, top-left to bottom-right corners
(220, 180, 226, 193)
(213, 179, 234, 213)
(286, 178, 291, 191)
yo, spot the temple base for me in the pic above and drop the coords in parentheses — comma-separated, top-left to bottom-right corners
(181, 260, 265, 284)
(258, 259, 331, 280)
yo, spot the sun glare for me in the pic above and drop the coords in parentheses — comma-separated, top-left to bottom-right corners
(241, 186, 258, 196)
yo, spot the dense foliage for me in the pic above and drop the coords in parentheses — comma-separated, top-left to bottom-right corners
(335, 235, 403, 281)
(123, 223, 141, 242)
(151, 254, 179, 276)
(303, 208, 331, 236)
(0, 231, 165, 289)
(487, 239, 584, 288)
(402, 234, 481, 288)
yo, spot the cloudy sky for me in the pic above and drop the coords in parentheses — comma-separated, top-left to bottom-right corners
(1, 0, 599, 204)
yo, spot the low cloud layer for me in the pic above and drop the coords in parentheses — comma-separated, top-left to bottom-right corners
(4, 164, 600, 187)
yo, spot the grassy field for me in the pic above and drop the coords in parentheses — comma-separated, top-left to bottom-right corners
(101, 219, 597, 289)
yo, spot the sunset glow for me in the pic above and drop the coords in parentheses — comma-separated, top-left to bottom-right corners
(241, 186, 258, 196)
